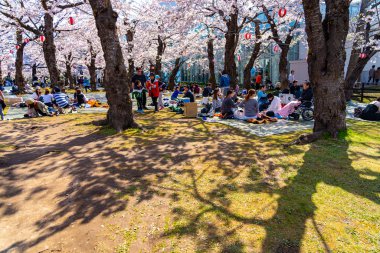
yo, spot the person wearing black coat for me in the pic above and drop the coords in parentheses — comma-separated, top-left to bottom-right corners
(132, 67, 148, 109)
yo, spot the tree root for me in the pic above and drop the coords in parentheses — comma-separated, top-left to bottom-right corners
(284, 131, 325, 147)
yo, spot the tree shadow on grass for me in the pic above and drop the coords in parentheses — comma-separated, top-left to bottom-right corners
(161, 133, 380, 252)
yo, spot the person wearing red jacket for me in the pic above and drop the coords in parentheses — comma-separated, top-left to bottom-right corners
(146, 73, 160, 112)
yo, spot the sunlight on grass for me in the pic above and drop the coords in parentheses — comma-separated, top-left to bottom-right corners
(5, 110, 378, 252)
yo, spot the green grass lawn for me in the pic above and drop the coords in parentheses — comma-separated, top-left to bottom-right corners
(97, 113, 379, 252)
(3, 112, 379, 252)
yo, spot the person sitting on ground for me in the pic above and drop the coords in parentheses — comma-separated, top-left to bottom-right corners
(266, 93, 282, 116)
(238, 89, 259, 119)
(359, 98, 380, 121)
(183, 86, 195, 102)
(212, 88, 222, 113)
(257, 85, 269, 111)
(24, 99, 51, 117)
(41, 88, 54, 107)
(171, 86, 180, 100)
(31, 86, 42, 101)
(194, 84, 200, 94)
(53, 87, 71, 113)
(73, 88, 88, 107)
(221, 90, 237, 119)
(202, 83, 213, 98)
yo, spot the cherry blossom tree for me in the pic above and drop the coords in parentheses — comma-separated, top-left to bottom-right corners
(302, 0, 352, 138)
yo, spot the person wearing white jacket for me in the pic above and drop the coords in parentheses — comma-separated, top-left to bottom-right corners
(266, 93, 282, 113)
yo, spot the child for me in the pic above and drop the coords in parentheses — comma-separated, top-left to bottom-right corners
(212, 89, 222, 113)
(146, 73, 160, 112)
(221, 90, 237, 119)
(41, 88, 54, 107)
(171, 86, 180, 100)
(132, 80, 144, 113)
(73, 88, 88, 107)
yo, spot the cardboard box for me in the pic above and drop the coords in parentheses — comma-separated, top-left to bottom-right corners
(279, 93, 295, 105)
(184, 102, 198, 118)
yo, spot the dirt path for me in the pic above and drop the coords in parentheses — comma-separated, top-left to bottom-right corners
(1, 113, 262, 253)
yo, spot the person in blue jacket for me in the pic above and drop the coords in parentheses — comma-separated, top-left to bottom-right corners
(220, 70, 231, 97)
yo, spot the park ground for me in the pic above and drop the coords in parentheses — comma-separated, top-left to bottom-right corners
(0, 111, 379, 253)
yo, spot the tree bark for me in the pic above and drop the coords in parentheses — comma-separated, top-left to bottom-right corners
(303, 0, 350, 136)
(87, 41, 97, 91)
(15, 29, 26, 93)
(278, 46, 290, 89)
(207, 38, 217, 89)
(243, 22, 262, 90)
(88, 0, 136, 131)
(224, 12, 239, 88)
(65, 53, 74, 89)
(155, 35, 166, 76)
(344, 51, 376, 100)
(126, 27, 135, 90)
(344, 0, 376, 101)
(42, 12, 61, 88)
(168, 58, 183, 90)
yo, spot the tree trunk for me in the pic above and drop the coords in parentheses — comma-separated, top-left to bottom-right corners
(168, 58, 183, 90)
(88, 62, 97, 91)
(64, 52, 74, 89)
(88, 0, 136, 131)
(224, 12, 239, 88)
(279, 47, 290, 90)
(344, 51, 376, 100)
(207, 38, 217, 89)
(344, 0, 375, 101)
(87, 41, 98, 91)
(155, 35, 165, 76)
(15, 30, 26, 93)
(42, 12, 60, 88)
(243, 22, 262, 90)
(126, 28, 135, 90)
(303, 0, 350, 136)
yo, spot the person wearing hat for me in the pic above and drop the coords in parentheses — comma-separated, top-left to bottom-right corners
(146, 73, 160, 112)
(132, 67, 148, 110)
(25, 99, 51, 117)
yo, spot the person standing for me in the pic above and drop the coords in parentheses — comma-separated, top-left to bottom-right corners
(132, 67, 148, 110)
(146, 73, 160, 112)
(255, 72, 262, 90)
(375, 67, 380, 85)
(0, 90, 5, 120)
(288, 70, 295, 83)
(369, 65, 376, 84)
(220, 70, 231, 97)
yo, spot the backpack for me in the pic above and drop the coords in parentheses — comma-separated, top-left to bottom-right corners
(201, 103, 212, 114)
(354, 108, 363, 118)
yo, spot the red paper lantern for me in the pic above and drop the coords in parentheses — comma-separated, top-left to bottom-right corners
(24, 38, 30, 44)
(69, 17, 75, 25)
(273, 45, 280, 53)
(279, 8, 287, 18)
(359, 53, 367, 59)
(244, 33, 252, 40)
(16, 45, 20, 50)
(39, 35, 45, 42)
(237, 55, 241, 61)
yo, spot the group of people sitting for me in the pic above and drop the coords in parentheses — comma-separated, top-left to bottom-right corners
(216, 81, 313, 122)
(24, 86, 88, 118)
